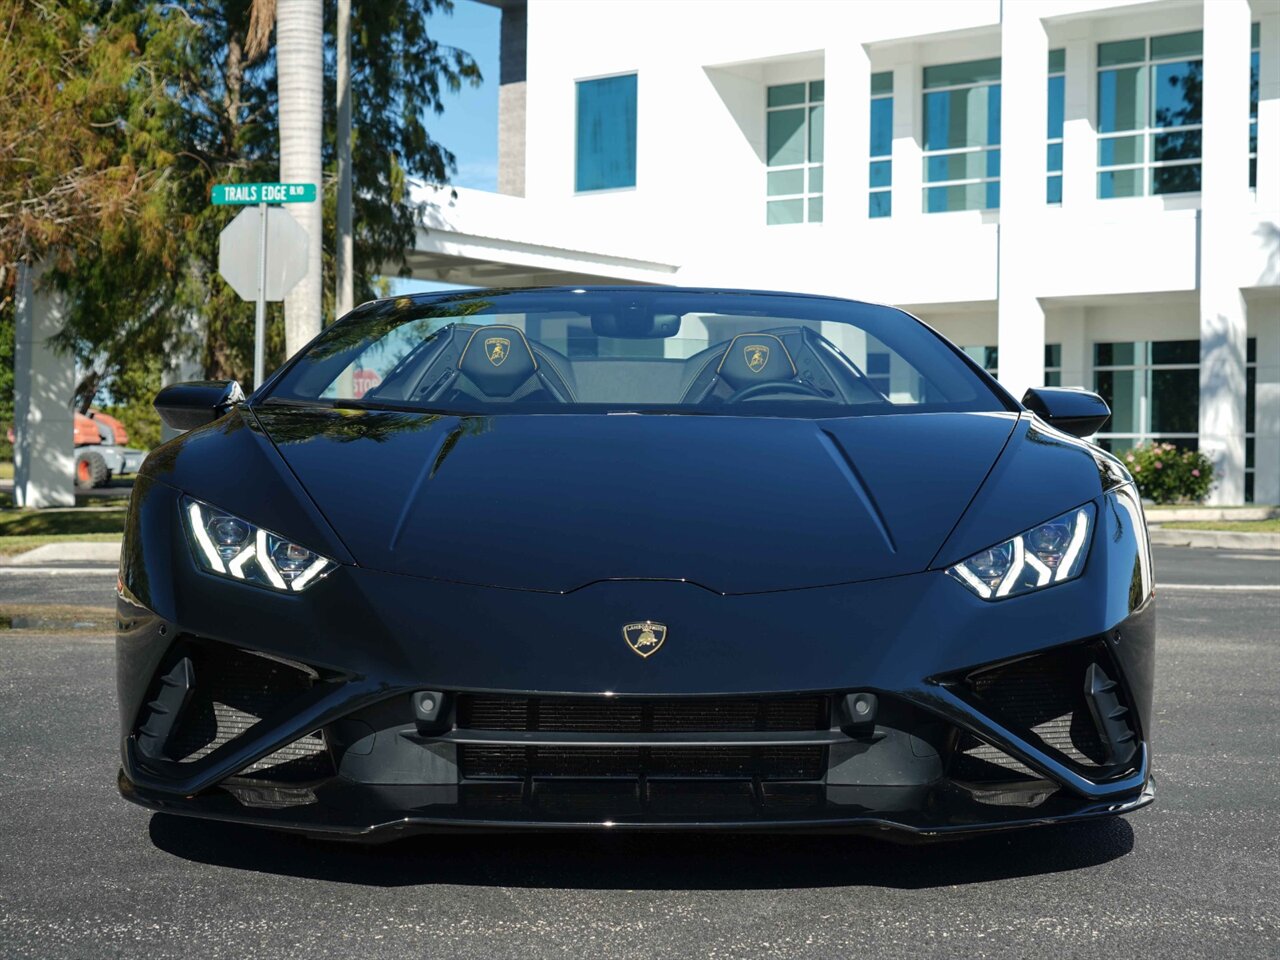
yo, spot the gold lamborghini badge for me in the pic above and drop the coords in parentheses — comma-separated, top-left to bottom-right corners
(745, 343, 770, 373)
(623, 620, 667, 658)
(485, 336, 511, 367)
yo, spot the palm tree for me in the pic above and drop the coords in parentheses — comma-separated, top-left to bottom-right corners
(252, 0, 324, 360)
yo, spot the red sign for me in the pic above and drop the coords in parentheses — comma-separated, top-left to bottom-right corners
(352, 368, 382, 399)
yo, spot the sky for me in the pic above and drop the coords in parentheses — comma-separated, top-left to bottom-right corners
(389, 0, 500, 295)
(426, 0, 500, 191)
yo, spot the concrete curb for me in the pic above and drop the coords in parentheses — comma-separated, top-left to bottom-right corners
(1149, 528, 1280, 551)
(0, 540, 123, 566)
(1146, 506, 1278, 523)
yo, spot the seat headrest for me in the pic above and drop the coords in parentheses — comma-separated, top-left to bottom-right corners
(715, 333, 798, 390)
(457, 325, 539, 397)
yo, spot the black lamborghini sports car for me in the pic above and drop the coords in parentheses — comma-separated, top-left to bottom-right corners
(117, 287, 1155, 840)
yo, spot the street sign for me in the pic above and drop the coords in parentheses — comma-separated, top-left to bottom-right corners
(212, 182, 317, 205)
(217, 205, 309, 387)
(218, 206, 308, 301)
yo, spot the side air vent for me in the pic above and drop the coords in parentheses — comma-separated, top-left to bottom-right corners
(143, 641, 332, 782)
(964, 643, 1134, 769)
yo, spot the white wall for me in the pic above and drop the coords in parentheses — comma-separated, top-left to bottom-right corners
(409, 0, 1280, 502)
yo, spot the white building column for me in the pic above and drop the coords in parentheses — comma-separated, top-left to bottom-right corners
(1255, 304, 1280, 506)
(1060, 28, 1095, 211)
(889, 46, 921, 224)
(1252, 14, 1280, 505)
(1255, 13, 1280, 218)
(1199, 1, 1253, 504)
(12, 264, 75, 508)
(823, 36, 870, 228)
(996, 6, 1049, 400)
(1053, 305, 1089, 390)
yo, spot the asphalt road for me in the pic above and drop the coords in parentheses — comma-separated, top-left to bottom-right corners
(0, 546, 1277, 959)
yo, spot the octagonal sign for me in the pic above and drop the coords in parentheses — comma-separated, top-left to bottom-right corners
(218, 206, 309, 302)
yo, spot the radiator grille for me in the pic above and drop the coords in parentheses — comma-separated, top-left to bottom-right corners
(457, 694, 829, 734)
(458, 744, 827, 781)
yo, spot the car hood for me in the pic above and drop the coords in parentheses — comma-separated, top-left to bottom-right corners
(253, 408, 1020, 594)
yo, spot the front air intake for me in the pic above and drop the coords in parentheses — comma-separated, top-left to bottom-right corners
(136, 640, 332, 781)
(963, 642, 1135, 770)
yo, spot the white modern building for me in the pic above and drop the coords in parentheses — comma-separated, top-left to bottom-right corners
(408, 0, 1280, 505)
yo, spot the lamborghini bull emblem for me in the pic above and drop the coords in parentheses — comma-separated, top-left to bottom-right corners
(623, 620, 667, 658)
(485, 337, 511, 367)
(744, 343, 770, 373)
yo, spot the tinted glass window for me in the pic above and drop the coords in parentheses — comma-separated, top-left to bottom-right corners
(576, 75, 637, 192)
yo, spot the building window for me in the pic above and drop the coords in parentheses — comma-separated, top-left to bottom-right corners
(575, 74, 637, 192)
(1094, 338, 1258, 499)
(870, 72, 893, 218)
(922, 57, 1001, 212)
(1045, 343, 1063, 385)
(1097, 31, 1204, 198)
(1047, 49, 1065, 203)
(1251, 22, 1260, 188)
(960, 344, 1061, 384)
(767, 81, 824, 224)
(1093, 340, 1200, 453)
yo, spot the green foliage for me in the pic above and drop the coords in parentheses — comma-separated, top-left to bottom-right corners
(0, 507, 127, 537)
(1124, 442, 1214, 504)
(2, 0, 479, 414)
(99, 403, 162, 452)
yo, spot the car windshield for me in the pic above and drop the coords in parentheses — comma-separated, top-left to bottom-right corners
(263, 288, 1009, 418)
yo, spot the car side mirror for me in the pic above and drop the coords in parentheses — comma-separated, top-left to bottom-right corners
(1021, 387, 1111, 438)
(154, 380, 245, 431)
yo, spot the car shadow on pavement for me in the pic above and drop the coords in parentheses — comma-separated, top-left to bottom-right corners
(148, 813, 1135, 889)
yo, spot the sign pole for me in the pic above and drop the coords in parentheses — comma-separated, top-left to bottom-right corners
(254, 200, 268, 388)
(215, 182, 313, 388)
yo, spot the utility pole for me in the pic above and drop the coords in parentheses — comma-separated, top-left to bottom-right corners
(336, 0, 354, 321)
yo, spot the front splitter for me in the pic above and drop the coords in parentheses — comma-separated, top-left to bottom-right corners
(119, 769, 1154, 845)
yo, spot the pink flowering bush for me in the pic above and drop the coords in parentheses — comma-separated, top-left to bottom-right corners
(1123, 442, 1214, 504)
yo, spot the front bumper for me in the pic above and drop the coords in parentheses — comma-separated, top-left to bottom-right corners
(117, 479, 1156, 840)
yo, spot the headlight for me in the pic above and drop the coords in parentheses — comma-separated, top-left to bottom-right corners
(182, 497, 336, 593)
(946, 503, 1094, 600)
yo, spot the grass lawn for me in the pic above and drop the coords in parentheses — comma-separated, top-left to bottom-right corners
(0, 508, 126, 537)
(1162, 519, 1280, 533)
(0, 461, 12, 480)
(0, 507, 126, 556)
(0, 532, 123, 556)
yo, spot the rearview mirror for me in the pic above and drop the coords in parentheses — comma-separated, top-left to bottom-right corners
(590, 309, 681, 339)
(1022, 387, 1111, 438)
(154, 380, 245, 431)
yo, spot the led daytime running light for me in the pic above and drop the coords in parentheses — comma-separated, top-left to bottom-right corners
(182, 498, 336, 593)
(946, 504, 1094, 601)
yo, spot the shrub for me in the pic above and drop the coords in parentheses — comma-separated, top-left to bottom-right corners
(1123, 442, 1213, 504)
(98, 404, 162, 452)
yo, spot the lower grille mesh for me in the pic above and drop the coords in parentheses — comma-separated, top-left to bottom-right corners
(966, 645, 1111, 767)
(158, 642, 330, 780)
(457, 694, 829, 733)
(459, 744, 826, 781)
(457, 694, 830, 782)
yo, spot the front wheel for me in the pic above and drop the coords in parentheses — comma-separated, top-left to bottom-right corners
(75, 451, 108, 489)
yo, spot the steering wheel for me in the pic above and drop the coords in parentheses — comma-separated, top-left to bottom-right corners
(725, 380, 830, 403)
